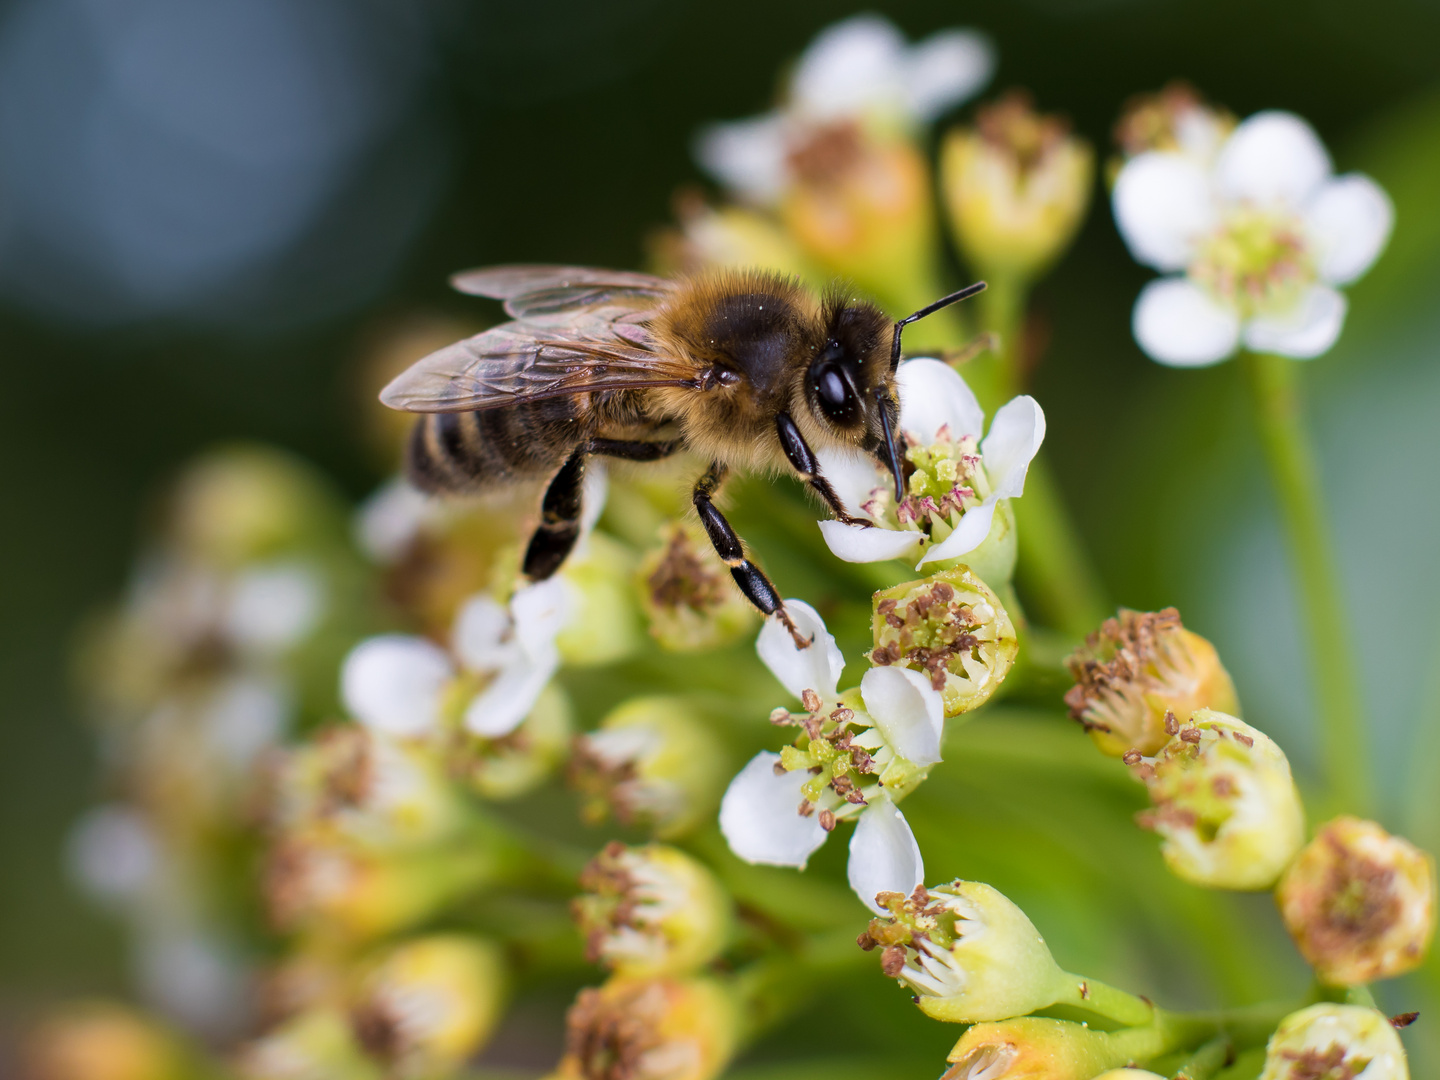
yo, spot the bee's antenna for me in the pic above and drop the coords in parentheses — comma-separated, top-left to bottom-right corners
(889, 281, 987, 371)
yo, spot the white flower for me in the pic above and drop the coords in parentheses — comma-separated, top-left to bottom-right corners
(1113, 110, 1393, 367)
(355, 477, 442, 564)
(719, 601, 941, 912)
(695, 15, 993, 204)
(814, 359, 1044, 575)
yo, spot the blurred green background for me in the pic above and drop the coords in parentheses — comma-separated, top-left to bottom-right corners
(3, 0, 1440, 1067)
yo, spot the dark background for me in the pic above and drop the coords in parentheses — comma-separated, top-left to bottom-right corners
(4, 0, 1440, 1045)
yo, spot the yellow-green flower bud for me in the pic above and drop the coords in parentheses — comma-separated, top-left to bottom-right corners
(870, 569, 1018, 718)
(1112, 81, 1234, 162)
(555, 976, 739, 1080)
(1067, 608, 1240, 757)
(1276, 816, 1436, 985)
(1259, 1004, 1408, 1080)
(942, 1017, 1155, 1080)
(236, 1008, 380, 1080)
(556, 533, 645, 667)
(859, 881, 1072, 1023)
(1093, 1073, 1165, 1079)
(778, 121, 941, 314)
(573, 842, 731, 977)
(1130, 710, 1304, 890)
(449, 681, 573, 801)
(940, 91, 1093, 282)
(23, 1003, 195, 1080)
(570, 697, 727, 839)
(349, 936, 506, 1079)
(650, 193, 820, 282)
(636, 522, 758, 653)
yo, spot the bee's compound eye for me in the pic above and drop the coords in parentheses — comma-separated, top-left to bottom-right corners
(814, 362, 860, 425)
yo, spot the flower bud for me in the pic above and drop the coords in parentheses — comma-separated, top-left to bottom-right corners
(778, 121, 940, 313)
(573, 842, 731, 977)
(449, 681, 573, 801)
(1130, 710, 1304, 890)
(940, 91, 1093, 281)
(1276, 816, 1436, 985)
(1066, 608, 1239, 757)
(1112, 81, 1234, 163)
(264, 726, 464, 849)
(556, 533, 645, 667)
(349, 935, 506, 1079)
(555, 976, 739, 1080)
(637, 522, 758, 653)
(870, 569, 1018, 718)
(235, 1008, 379, 1080)
(942, 1017, 1153, 1080)
(650, 191, 819, 281)
(1259, 1004, 1408, 1080)
(859, 881, 1072, 1023)
(23, 1003, 192, 1080)
(570, 697, 727, 839)
(1093, 1073, 1165, 1079)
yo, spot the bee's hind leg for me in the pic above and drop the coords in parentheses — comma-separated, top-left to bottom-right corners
(522, 447, 589, 581)
(692, 461, 812, 650)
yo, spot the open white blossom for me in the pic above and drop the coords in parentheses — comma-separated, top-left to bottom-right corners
(815, 359, 1044, 579)
(1113, 110, 1392, 367)
(719, 601, 941, 912)
(695, 15, 993, 205)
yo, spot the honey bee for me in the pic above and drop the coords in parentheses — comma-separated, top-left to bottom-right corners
(380, 266, 984, 645)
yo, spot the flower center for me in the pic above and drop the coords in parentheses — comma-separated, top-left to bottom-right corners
(862, 427, 991, 546)
(1190, 208, 1314, 318)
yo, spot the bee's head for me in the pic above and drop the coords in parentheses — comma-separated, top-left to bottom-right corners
(805, 295, 904, 498)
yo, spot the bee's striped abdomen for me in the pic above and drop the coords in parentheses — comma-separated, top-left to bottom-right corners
(405, 398, 586, 494)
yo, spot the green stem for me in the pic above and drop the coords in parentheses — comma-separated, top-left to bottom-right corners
(1055, 971, 1157, 1027)
(1176, 1036, 1234, 1080)
(1240, 351, 1372, 815)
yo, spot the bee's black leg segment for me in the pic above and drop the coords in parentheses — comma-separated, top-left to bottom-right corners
(774, 412, 870, 527)
(523, 446, 588, 581)
(692, 461, 810, 648)
(587, 437, 682, 461)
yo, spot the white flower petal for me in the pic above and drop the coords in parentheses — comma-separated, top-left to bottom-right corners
(896, 357, 985, 442)
(1132, 277, 1241, 367)
(452, 593, 517, 674)
(818, 519, 923, 564)
(902, 30, 994, 120)
(848, 797, 924, 914)
(1111, 151, 1216, 272)
(1305, 173, 1393, 285)
(813, 446, 888, 518)
(224, 562, 325, 652)
(791, 14, 906, 119)
(510, 577, 569, 662)
(917, 500, 996, 566)
(1243, 284, 1347, 359)
(67, 805, 160, 906)
(341, 635, 452, 737)
(756, 599, 844, 699)
(463, 653, 558, 738)
(693, 113, 790, 204)
(720, 753, 828, 868)
(204, 675, 289, 767)
(860, 666, 944, 766)
(980, 395, 1046, 500)
(577, 463, 609, 549)
(354, 479, 434, 564)
(1215, 110, 1332, 209)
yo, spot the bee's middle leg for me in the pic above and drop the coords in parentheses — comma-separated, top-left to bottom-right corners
(775, 413, 870, 527)
(692, 461, 811, 650)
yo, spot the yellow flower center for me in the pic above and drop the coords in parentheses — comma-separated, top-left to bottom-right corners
(1190, 207, 1314, 318)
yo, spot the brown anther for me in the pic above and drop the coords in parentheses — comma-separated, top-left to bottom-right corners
(1391, 1011, 1419, 1029)
(801, 689, 823, 713)
(1233, 732, 1254, 748)
(769, 707, 792, 725)
(874, 891, 905, 908)
(830, 707, 855, 725)
(880, 945, 908, 978)
(1179, 726, 1202, 744)
(1212, 775, 1235, 797)
(850, 747, 875, 773)
(797, 800, 815, 818)
(910, 884, 930, 906)
(801, 714, 822, 740)
(818, 809, 836, 832)
(772, 761, 788, 776)
(856, 931, 878, 951)
(1122, 749, 1143, 766)
(1164, 711, 1179, 736)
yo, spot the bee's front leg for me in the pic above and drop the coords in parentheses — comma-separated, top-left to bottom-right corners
(692, 461, 812, 650)
(774, 413, 872, 528)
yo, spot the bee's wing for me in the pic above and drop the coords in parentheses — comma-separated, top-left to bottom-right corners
(450, 264, 677, 319)
(379, 309, 698, 413)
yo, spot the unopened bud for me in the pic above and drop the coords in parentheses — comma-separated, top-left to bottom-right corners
(1132, 710, 1304, 890)
(1113, 81, 1234, 163)
(870, 569, 1018, 718)
(349, 936, 506, 1079)
(23, 1003, 192, 1080)
(556, 533, 645, 667)
(1259, 1004, 1408, 1080)
(637, 522, 758, 653)
(863, 881, 1071, 1023)
(570, 697, 727, 839)
(1066, 608, 1239, 757)
(650, 191, 819, 281)
(450, 681, 573, 801)
(940, 91, 1093, 281)
(235, 1008, 377, 1080)
(779, 121, 940, 313)
(555, 976, 739, 1080)
(573, 842, 731, 977)
(1276, 816, 1436, 985)
(942, 1017, 1156, 1080)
